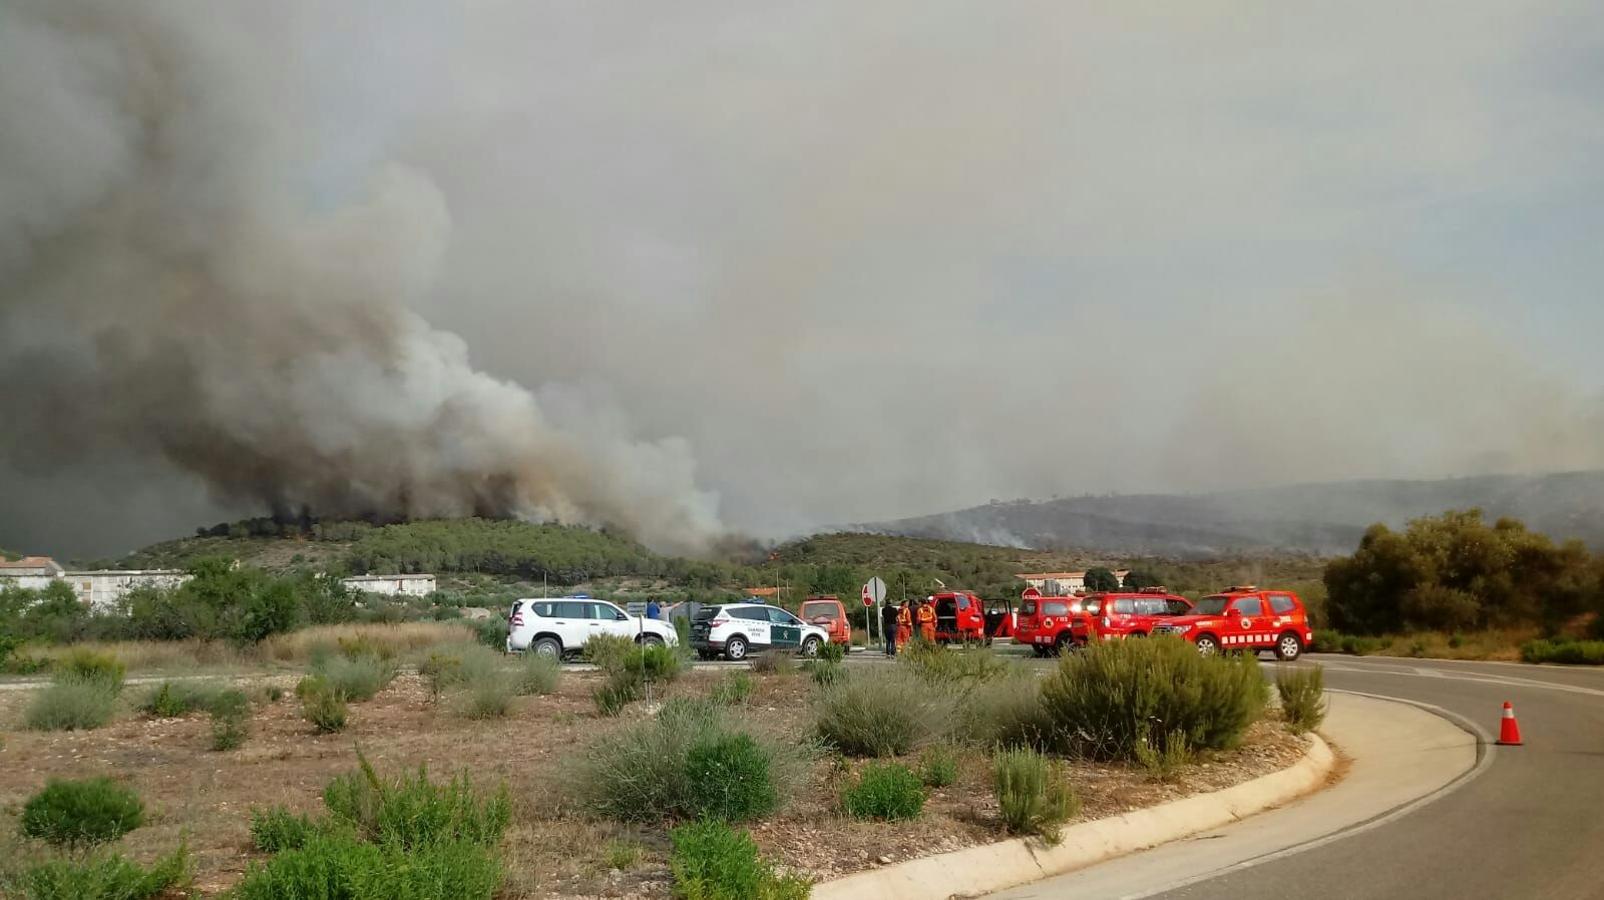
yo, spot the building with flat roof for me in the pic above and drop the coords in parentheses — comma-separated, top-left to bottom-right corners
(341, 574, 438, 597)
(1015, 570, 1131, 595)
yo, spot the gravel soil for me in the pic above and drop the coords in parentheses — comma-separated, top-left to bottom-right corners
(0, 666, 1308, 898)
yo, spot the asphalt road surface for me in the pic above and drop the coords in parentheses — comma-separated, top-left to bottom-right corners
(1162, 654, 1604, 900)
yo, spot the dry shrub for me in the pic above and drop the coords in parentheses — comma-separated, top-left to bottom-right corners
(261, 622, 475, 664)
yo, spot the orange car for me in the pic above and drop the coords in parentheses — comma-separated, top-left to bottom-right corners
(800, 595, 853, 647)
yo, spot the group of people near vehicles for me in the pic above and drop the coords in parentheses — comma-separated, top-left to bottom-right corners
(878, 597, 936, 656)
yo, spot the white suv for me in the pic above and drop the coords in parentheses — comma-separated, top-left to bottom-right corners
(506, 596, 678, 659)
(689, 601, 829, 661)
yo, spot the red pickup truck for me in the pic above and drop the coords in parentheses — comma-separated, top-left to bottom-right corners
(1150, 586, 1313, 660)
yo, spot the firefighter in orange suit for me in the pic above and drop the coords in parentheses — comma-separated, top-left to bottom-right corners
(896, 601, 914, 646)
(916, 599, 936, 643)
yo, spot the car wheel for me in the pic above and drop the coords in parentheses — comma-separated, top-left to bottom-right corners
(1053, 636, 1072, 657)
(801, 636, 822, 658)
(532, 637, 562, 660)
(725, 635, 749, 661)
(1277, 633, 1303, 661)
(639, 633, 665, 647)
(1195, 635, 1220, 657)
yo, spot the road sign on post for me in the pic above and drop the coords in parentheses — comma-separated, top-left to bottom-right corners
(863, 577, 886, 606)
(863, 577, 887, 647)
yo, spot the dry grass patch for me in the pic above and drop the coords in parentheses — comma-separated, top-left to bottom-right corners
(259, 622, 477, 664)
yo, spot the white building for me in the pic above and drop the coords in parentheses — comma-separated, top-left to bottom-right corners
(0, 557, 191, 611)
(341, 574, 438, 597)
(63, 570, 192, 610)
(0, 556, 65, 591)
(1015, 570, 1131, 595)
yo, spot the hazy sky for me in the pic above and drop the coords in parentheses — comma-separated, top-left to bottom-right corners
(2, 1, 1602, 558)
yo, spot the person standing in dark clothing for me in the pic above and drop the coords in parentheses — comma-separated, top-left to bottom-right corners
(880, 601, 900, 656)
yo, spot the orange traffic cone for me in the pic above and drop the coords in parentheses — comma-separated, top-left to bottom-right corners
(1497, 701, 1523, 746)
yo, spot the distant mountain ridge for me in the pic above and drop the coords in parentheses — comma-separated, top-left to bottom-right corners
(858, 472, 1604, 558)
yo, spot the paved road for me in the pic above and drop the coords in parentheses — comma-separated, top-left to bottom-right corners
(998, 653, 1604, 900)
(1184, 654, 1604, 900)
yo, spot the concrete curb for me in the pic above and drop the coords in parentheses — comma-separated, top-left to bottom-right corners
(812, 734, 1334, 900)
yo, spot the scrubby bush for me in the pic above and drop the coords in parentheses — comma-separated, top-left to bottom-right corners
(250, 806, 320, 853)
(994, 747, 1076, 842)
(1521, 638, 1604, 665)
(337, 634, 397, 661)
(55, 649, 125, 692)
(1040, 637, 1266, 761)
(898, 642, 1008, 685)
(669, 820, 810, 900)
(749, 653, 793, 676)
(583, 633, 638, 671)
(710, 672, 753, 705)
(469, 616, 508, 649)
(233, 833, 500, 900)
(457, 677, 514, 719)
(814, 668, 955, 757)
(25, 675, 119, 732)
(210, 688, 251, 750)
(313, 653, 396, 702)
(300, 677, 349, 734)
(1341, 634, 1389, 655)
(514, 653, 561, 695)
(818, 641, 847, 663)
(20, 777, 145, 850)
(138, 680, 225, 718)
(804, 659, 846, 688)
(954, 670, 1053, 750)
(1132, 726, 1192, 781)
(842, 762, 925, 821)
(235, 759, 508, 900)
(683, 734, 779, 822)
(578, 699, 812, 824)
(1276, 665, 1327, 734)
(1312, 628, 1342, 652)
(11, 846, 189, 900)
(421, 652, 465, 702)
(323, 755, 510, 851)
(592, 670, 641, 716)
(918, 745, 960, 788)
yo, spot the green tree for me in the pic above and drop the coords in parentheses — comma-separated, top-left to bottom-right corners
(1084, 568, 1119, 592)
(1123, 569, 1161, 590)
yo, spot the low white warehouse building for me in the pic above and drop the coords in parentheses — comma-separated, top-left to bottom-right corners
(0, 557, 191, 611)
(341, 574, 438, 597)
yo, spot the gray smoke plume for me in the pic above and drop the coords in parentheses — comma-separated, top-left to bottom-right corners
(2, 1, 1601, 560)
(0, 1, 720, 555)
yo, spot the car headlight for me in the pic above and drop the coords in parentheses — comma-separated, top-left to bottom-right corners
(1168, 624, 1192, 633)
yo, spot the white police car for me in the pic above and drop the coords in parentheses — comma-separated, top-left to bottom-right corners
(689, 601, 829, 661)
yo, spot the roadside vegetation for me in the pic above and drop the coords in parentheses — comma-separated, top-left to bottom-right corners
(0, 634, 1306, 897)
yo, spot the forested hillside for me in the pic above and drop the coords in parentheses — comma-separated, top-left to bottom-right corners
(866, 472, 1604, 557)
(98, 519, 1323, 613)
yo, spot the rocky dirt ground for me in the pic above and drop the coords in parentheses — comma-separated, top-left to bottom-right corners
(0, 665, 1308, 898)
